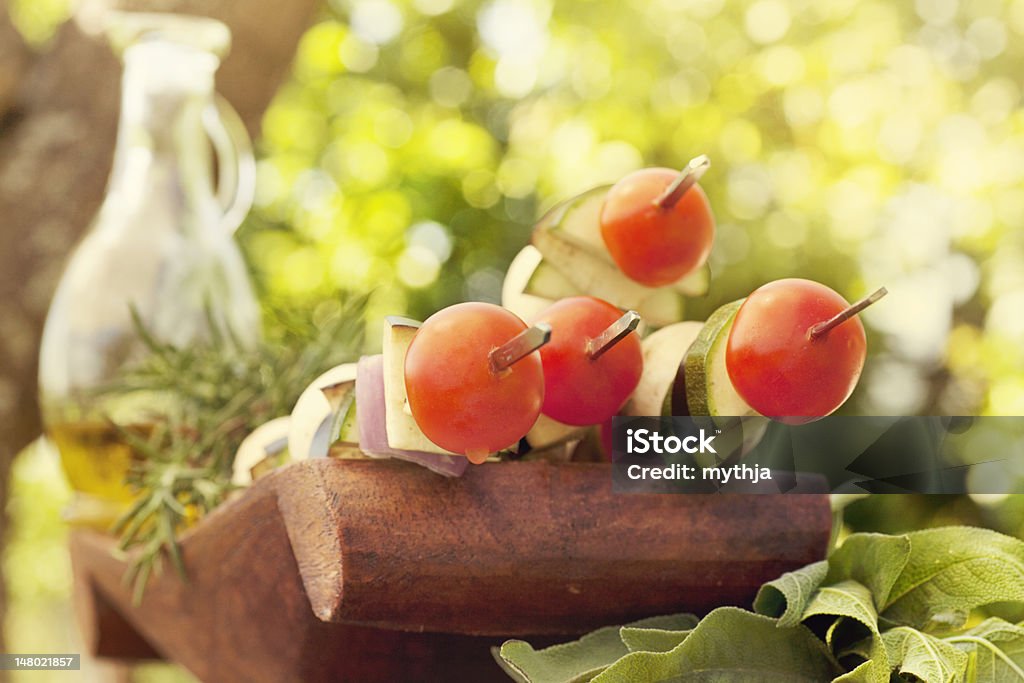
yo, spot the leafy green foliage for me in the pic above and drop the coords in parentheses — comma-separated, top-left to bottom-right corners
(499, 527, 1024, 682)
(804, 580, 878, 638)
(880, 627, 969, 683)
(590, 609, 840, 683)
(825, 532, 911, 609)
(497, 614, 697, 683)
(883, 527, 1024, 632)
(753, 559, 828, 627)
(102, 296, 367, 601)
(246, 0, 1024, 429)
(619, 617, 699, 654)
(948, 618, 1024, 681)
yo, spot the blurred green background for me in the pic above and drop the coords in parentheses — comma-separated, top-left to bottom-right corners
(6, 0, 1024, 679)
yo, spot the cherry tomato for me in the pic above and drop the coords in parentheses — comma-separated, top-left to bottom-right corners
(600, 168, 715, 287)
(726, 279, 867, 425)
(532, 297, 643, 426)
(405, 302, 544, 462)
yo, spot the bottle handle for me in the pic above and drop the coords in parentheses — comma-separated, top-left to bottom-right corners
(203, 95, 256, 235)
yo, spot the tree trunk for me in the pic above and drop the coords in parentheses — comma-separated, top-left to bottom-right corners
(0, 0, 319, 672)
(0, 4, 34, 671)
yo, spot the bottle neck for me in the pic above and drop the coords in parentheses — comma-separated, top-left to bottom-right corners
(104, 43, 220, 232)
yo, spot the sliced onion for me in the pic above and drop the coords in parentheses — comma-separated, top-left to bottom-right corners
(356, 355, 469, 477)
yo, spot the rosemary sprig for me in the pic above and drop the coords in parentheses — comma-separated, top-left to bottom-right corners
(101, 295, 368, 602)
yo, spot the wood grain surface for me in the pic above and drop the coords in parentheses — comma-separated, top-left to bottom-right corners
(71, 458, 832, 682)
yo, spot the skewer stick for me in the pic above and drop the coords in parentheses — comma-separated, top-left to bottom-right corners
(807, 287, 888, 340)
(586, 311, 641, 360)
(489, 323, 552, 374)
(654, 154, 711, 209)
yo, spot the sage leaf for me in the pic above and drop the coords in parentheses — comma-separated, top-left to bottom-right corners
(755, 532, 912, 629)
(882, 528, 1024, 631)
(881, 626, 969, 683)
(619, 615, 698, 654)
(754, 560, 828, 626)
(804, 580, 893, 683)
(590, 607, 841, 683)
(832, 658, 887, 683)
(496, 614, 697, 683)
(832, 628, 890, 683)
(946, 618, 1024, 682)
(803, 580, 879, 633)
(826, 532, 911, 609)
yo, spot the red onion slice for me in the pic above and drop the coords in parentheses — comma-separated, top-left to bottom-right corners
(356, 355, 469, 477)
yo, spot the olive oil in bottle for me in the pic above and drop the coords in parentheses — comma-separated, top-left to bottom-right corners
(43, 419, 156, 528)
(45, 421, 145, 505)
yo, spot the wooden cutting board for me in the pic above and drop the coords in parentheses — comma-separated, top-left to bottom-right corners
(70, 458, 832, 682)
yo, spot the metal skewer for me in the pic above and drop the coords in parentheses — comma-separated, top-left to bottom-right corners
(654, 154, 711, 209)
(586, 311, 641, 360)
(807, 287, 888, 340)
(489, 323, 552, 374)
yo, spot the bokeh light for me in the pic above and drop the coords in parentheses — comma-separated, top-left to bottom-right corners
(240, 0, 1024, 428)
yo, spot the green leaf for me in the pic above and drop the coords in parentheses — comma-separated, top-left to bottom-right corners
(803, 580, 879, 633)
(496, 614, 697, 683)
(619, 615, 699, 654)
(832, 659, 888, 683)
(753, 560, 828, 627)
(497, 634, 617, 683)
(881, 626, 969, 683)
(589, 608, 840, 683)
(798, 581, 892, 683)
(945, 618, 1024, 682)
(499, 529, 1024, 683)
(754, 533, 912, 631)
(826, 532, 911, 609)
(807, 581, 895, 683)
(830, 629, 891, 683)
(882, 527, 1024, 631)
